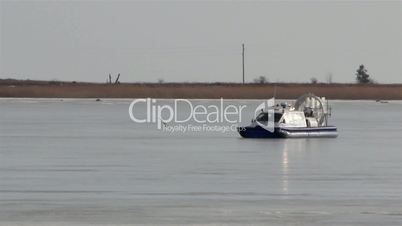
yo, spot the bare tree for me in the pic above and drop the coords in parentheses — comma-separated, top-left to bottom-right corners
(253, 76, 268, 84)
(326, 73, 333, 84)
(310, 77, 318, 84)
(106, 73, 121, 85)
(114, 73, 120, 84)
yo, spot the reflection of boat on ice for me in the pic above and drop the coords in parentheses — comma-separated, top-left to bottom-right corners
(237, 93, 338, 138)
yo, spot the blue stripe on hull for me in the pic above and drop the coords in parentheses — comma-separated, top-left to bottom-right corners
(237, 126, 338, 138)
(237, 126, 283, 138)
(279, 127, 337, 133)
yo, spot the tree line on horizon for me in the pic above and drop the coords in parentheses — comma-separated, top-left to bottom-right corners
(254, 64, 374, 85)
(0, 64, 376, 85)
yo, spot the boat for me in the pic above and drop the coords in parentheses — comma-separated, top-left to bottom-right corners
(237, 93, 338, 138)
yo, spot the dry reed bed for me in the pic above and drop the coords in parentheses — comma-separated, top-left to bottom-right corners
(0, 83, 401, 99)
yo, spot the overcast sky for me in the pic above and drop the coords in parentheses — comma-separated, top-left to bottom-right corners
(1, 0, 401, 83)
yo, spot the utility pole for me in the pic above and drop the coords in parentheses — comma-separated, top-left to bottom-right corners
(242, 43, 245, 84)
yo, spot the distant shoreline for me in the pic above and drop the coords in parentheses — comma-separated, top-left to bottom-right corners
(1, 80, 401, 100)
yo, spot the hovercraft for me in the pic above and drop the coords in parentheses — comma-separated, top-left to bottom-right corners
(237, 93, 338, 138)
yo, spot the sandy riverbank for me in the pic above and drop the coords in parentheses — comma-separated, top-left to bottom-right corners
(0, 82, 401, 99)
